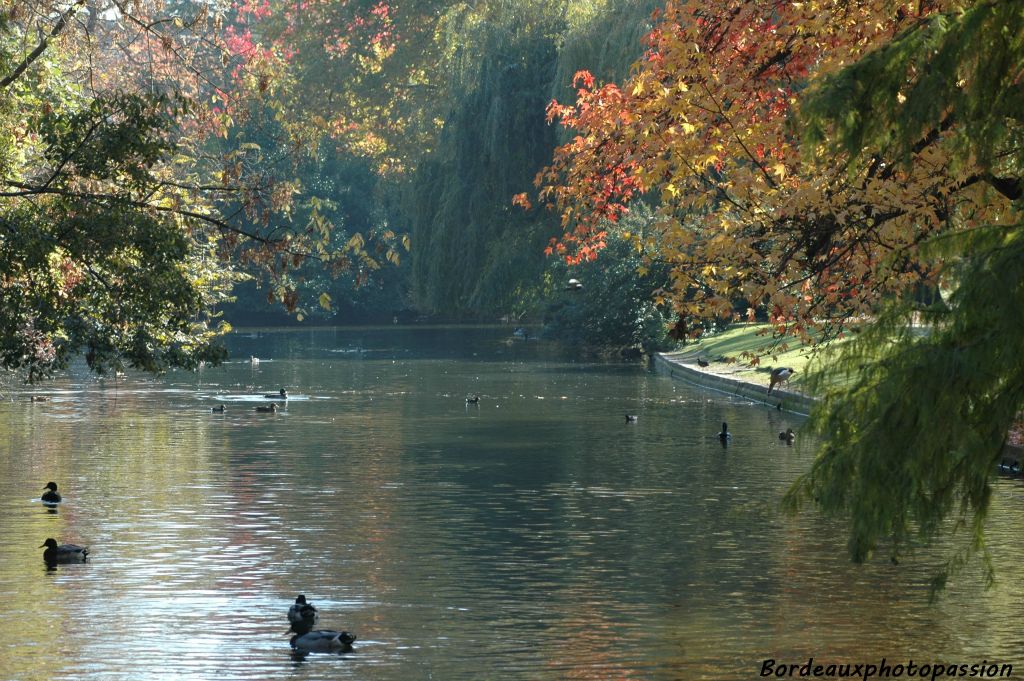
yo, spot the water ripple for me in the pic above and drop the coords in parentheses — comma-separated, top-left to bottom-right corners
(1, 327, 1022, 680)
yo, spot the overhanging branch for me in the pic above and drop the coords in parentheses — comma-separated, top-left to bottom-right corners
(0, 1, 86, 90)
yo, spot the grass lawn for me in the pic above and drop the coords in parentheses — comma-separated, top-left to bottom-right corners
(663, 323, 848, 394)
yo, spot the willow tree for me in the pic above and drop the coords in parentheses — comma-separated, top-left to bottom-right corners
(405, 0, 564, 315)
(406, 0, 659, 316)
(527, 0, 1023, 586)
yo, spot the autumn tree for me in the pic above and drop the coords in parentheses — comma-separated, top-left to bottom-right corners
(0, 0, 385, 379)
(785, 0, 1024, 591)
(532, 0, 1002, 337)
(221, 0, 450, 173)
(529, 0, 1023, 586)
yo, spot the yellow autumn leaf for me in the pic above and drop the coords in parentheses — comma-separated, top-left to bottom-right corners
(346, 233, 365, 251)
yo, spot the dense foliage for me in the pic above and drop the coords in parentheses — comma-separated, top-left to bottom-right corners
(542, 204, 673, 352)
(1, 3, 236, 379)
(785, 0, 1024, 590)
(529, 0, 1023, 586)
(0, 1, 390, 379)
(208, 0, 663, 324)
(402, 0, 661, 317)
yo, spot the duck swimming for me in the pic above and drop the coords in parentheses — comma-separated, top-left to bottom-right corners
(211, 405, 226, 413)
(40, 538, 88, 564)
(290, 630, 357, 653)
(264, 388, 288, 399)
(41, 482, 61, 504)
(255, 403, 278, 413)
(466, 395, 480, 405)
(778, 428, 795, 443)
(718, 422, 731, 443)
(288, 595, 319, 636)
(625, 414, 638, 423)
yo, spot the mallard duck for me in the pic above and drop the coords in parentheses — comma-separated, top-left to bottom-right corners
(625, 414, 638, 423)
(778, 428, 795, 443)
(718, 422, 731, 443)
(290, 630, 357, 653)
(287, 594, 319, 635)
(41, 482, 61, 504)
(264, 388, 288, 399)
(40, 538, 88, 564)
(30, 395, 48, 402)
(211, 405, 226, 413)
(768, 367, 796, 394)
(255, 403, 278, 413)
(466, 395, 480, 405)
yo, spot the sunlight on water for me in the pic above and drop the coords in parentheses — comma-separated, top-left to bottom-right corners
(0, 326, 1021, 680)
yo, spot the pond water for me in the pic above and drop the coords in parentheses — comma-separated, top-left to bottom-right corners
(1, 326, 1021, 680)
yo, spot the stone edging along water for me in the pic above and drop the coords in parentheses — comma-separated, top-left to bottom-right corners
(652, 352, 1024, 459)
(651, 352, 818, 416)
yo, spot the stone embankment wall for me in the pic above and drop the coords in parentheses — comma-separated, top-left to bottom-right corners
(651, 353, 817, 415)
(653, 353, 1024, 461)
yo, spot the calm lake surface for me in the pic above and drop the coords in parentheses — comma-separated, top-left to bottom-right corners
(1, 326, 1022, 680)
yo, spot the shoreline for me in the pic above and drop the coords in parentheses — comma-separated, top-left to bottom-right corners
(652, 350, 1024, 459)
(651, 350, 816, 415)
